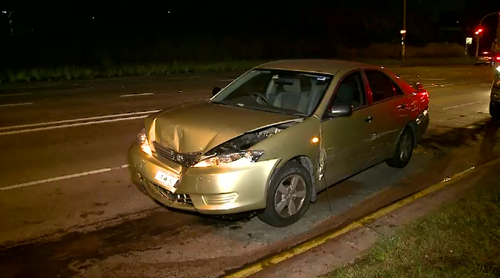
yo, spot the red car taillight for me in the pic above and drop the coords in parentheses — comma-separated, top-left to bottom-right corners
(496, 56, 500, 61)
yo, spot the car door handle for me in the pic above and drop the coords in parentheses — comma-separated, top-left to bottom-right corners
(365, 116, 373, 123)
(397, 103, 407, 109)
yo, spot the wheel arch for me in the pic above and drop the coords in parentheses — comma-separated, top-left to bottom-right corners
(389, 122, 417, 159)
(268, 155, 317, 203)
(407, 121, 418, 149)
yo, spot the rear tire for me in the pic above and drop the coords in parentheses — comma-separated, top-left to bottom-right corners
(490, 102, 500, 119)
(386, 127, 414, 169)
(258, 161, 312, 227)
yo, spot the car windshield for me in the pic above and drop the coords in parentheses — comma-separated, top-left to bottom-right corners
(211, 69, 332, 116)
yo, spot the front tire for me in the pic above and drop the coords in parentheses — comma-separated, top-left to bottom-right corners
(386, 127, 414, 168)
(490, 101, 500, 119)
(258, 161, 312, 227)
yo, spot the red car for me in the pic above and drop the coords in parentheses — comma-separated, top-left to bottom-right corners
(476, 51, 498, 66)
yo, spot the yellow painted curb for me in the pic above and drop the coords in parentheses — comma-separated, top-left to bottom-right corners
(222, 157, 500, 278)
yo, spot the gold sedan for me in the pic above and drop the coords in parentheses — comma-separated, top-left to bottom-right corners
(129, 59, 430, 227)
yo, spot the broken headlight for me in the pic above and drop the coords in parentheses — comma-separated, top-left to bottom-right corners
(193, 150, 264, 167)
(192, 122, 297, 168)
(136, 128, 153, 156)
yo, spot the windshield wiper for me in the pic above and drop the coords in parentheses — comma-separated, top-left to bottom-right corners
(213, 101, 306, 117)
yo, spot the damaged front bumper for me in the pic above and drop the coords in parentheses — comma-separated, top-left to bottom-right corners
(129, 143, 279, 215)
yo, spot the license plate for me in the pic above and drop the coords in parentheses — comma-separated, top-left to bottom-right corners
(154, 170, 179, 192)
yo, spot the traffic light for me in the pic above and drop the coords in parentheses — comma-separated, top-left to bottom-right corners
(475, 28, 483, 36)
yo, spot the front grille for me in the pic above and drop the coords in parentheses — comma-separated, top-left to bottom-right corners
(149, 181, 193, 205)
(153, 141, 200, 167)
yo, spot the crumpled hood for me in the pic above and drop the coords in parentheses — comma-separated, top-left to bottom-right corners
(153, 101, 298, 153)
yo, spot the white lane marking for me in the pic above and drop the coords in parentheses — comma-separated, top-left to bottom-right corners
(0, 109, 160, 131)
(437, 80, 483, 87)
(442, 101, 482, 110)
(0, 115, 148, 136)
(419, 78, 446, 81)
(417, 78, 446, 81)
(0, 102, 33, 107)
(120, 92, 155, 98)
(0, 92, 32, 97)
(0, 164, 129, 191)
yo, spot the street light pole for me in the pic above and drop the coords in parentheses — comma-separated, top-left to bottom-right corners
(402, 0, 406, 61)
(475, 11, 500, 58)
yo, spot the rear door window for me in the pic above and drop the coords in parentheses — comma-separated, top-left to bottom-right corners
(331, 71, 367, 109)
(392, 81, 404, 95)
(364, 70, 396, 103)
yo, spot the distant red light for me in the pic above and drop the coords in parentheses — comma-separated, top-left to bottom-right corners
(496, 56, 500, 61)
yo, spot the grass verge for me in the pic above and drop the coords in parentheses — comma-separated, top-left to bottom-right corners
(0, 61, 264, 84)
(0, 57, 476, 84)
(324, 181, 500, 278)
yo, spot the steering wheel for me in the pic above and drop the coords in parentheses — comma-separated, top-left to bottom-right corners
(250, 92, 270, 105)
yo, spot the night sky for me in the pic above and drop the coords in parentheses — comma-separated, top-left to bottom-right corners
(0, 0, 499, 70)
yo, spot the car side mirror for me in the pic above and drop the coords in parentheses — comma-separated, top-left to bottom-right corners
(326, 102, 353, 118)
(212, 87, 221, 96)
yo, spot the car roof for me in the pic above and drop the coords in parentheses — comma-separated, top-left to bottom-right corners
(255, 59, 377, 75)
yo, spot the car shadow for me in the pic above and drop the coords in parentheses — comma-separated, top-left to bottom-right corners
(476, 118, 500, 164)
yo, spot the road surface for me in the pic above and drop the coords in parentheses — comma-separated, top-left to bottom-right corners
(0, 66, 499, 278)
